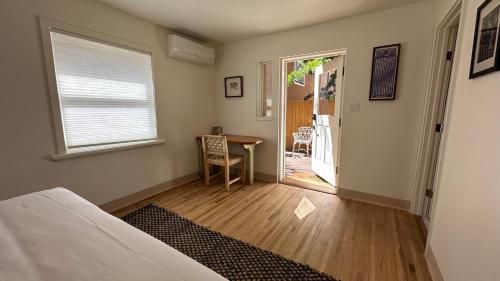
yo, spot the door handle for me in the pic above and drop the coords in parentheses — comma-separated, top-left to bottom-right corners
(312, 114, 317, 121)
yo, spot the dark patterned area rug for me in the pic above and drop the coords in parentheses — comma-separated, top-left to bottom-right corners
(122, 204, 340, 281)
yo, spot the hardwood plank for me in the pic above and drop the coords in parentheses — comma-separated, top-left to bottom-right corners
(115, 180, 432, 281)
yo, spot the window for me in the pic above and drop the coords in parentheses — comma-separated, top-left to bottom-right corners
(257, 61, 273, 119)
(45, 29, 159, 156)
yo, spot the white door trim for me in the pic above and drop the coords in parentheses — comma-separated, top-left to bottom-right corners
(409, 0, 463, 215)
(277, 49, 347, 183)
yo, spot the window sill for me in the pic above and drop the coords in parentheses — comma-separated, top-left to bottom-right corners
(50, 139, 166, 161)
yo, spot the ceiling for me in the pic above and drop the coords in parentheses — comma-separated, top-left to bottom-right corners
(97, 0, 423, 44)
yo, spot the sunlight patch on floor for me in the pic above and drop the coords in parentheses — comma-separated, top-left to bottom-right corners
(294, 196, 316, 220)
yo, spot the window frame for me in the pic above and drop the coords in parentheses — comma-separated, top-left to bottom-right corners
(39, 17, 163, 160)
(256, 60, 273, 121)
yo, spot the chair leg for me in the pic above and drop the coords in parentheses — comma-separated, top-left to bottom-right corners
(242, 157, 247, 185)
(224, 164, 230, 191)
(204, 161, 210, 186)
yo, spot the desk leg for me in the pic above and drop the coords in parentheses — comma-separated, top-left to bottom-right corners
(243, 144, 255, 184)
(197, 139, 204, 178)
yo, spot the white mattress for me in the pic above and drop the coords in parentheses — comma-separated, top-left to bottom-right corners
(0, 188, 227, 281)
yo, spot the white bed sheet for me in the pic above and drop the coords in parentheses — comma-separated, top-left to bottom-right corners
(0, 188, 227, 281)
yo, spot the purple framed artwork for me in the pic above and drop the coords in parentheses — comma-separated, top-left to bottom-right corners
(469, 0, 500, 79)
(369, 44, 401, 100)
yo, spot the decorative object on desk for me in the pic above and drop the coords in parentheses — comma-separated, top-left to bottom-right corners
(470, 0, 500, 79)
(369, 44, 401, 100)
(212, 126, 223, 135)
(224, 76, 243, 97)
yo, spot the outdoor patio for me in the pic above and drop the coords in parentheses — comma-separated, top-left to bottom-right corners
(285, 151, 333, 189)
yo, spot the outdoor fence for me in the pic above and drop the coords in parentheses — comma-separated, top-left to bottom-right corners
(286, 100, 335, 150)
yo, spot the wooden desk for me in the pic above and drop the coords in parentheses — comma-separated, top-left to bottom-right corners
(196, 134, 264, 184)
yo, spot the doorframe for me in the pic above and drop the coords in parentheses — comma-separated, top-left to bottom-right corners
(409, 0, 463, 215)
(277, 49, 347, 185)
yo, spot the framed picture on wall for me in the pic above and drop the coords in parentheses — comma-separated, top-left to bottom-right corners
(224, 76, 244, 97)
(369, 43, 401, 100)
(469, 0, 500, 79)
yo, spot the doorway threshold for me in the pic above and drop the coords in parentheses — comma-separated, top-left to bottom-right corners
(281, 176, 337, 195)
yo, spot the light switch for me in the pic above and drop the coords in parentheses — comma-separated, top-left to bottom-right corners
(349, 102, 361, 112)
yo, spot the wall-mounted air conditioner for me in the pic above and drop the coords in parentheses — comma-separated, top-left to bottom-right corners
(166, 34, 215, 65)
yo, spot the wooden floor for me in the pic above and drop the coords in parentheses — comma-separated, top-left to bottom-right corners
(115, 180, 432, 281)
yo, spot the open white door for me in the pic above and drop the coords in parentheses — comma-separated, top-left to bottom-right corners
(311, 56, 344, 186)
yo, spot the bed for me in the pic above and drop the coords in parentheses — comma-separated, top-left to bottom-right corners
(0, 188, 227, 281)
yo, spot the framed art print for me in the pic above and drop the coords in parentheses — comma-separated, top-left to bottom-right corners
(224, 76, 243, 97)
(369, 44, 401, 100)
(470, 0, 500, 78)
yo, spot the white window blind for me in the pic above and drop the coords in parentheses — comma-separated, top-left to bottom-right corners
(50, 31, 158, 148)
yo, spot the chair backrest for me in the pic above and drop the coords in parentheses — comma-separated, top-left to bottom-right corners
(297, 127, 313, 141)
(202, 135, 228, 158)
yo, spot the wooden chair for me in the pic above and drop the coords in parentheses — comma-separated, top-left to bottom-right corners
(201, 135, 246, 191)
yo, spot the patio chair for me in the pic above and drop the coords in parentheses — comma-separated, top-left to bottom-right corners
(202, 135, 246, 191)
(292, 127, 313, 156)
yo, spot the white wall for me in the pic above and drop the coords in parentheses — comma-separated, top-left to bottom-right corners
(214, 1, 436, 201)
(0, 0, 215, 204)
(428, 0, 500, 280)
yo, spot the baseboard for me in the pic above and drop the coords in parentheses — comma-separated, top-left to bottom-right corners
(416, 215, 428, 242)
(99, 172, 199, 214)
(254, 171, 277, 183)
(425, 246, 444, 281)
(336, 187, 411, 211)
